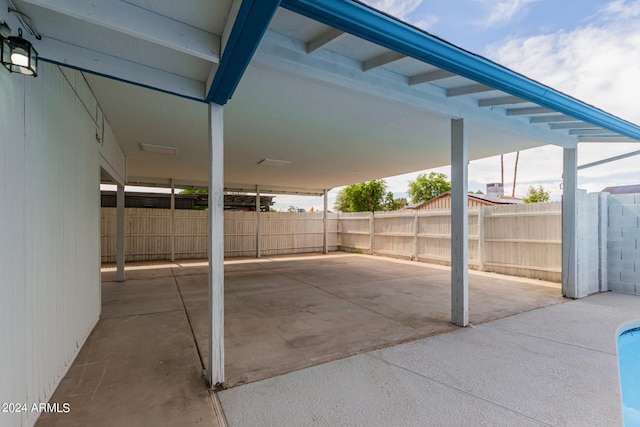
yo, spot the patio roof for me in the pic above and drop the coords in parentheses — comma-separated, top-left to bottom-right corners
(13, 0, 640, 195)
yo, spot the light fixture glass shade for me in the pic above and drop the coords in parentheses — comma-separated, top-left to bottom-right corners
(1, 29, 37, 77)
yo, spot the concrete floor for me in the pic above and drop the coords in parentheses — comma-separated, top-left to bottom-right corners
(220, 291, 640, 426)
(38, 252, 565, 426)
(36, 271, 225, 427)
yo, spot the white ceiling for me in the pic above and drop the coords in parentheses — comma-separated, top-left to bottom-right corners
(12, 0, 640, 193)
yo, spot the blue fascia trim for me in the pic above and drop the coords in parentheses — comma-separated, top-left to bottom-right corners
(40, 58, 207, 104)
(206, 0, 281, 105)
(281, 0, 640, 141)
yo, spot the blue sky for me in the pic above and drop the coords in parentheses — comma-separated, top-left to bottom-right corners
(272, 0, 640, 211)
(387, 0, 608, 54)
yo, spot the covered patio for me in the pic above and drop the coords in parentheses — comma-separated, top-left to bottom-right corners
(32, 0, 637, 388)
(37, 253, 563, 426)
(3, 1, 640, 426)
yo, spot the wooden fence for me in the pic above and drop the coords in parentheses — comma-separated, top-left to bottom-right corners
(101, 209, 339, 262)
(338, 202, 562, 282)
(102, 203, 561, 281)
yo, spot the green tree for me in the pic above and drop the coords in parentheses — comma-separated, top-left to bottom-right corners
(181, 189, 207, 195)
(523, 185, 550, 203)
(407, 172, 451, 204)
(383, 192, 408, 211)
(334, 180, 388, 212)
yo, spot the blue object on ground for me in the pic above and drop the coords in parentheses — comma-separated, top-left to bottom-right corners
(619, 327, 640, 426)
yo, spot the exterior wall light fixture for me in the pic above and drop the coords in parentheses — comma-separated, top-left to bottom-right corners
(1, 28, 38, 76)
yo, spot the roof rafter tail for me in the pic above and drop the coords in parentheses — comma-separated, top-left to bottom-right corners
(281, 0, 640, 140)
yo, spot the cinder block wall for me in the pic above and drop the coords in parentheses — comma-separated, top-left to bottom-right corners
(607, 194, 640, 295)
(576, 191, 601, 297)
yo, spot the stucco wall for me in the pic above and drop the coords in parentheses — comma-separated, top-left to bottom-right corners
(0, 62, 122, 427)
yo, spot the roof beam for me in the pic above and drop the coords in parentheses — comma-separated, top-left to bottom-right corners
(19, 0, 221, 63)
(207, 0, 281, 105)
(409, 69, 456, 86)
(362, 50, 405, 71)
(549, 122, 599, 130)
(40, 37, 205, 101)
(530, 115, 576, 123)
(307, 28, 345, 53)
(447, 84, 495, 97)
(479, 96, 527, 107)
(280, 0, 640, 140)
(578, 149, 640, 170)
(579, 136, 638, 143)
(225, 183, 325, 196)
(568, 129, 619, 136)
(506, 107, 554, 116)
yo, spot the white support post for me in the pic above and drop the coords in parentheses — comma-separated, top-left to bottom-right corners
(323, 189, 328, 254)
(369, 212, 374, 255)
(477, 207, 485, 271)
(412, 210, 418, 261)
(451, 118, 469, 327)
(598, 192, 608, 292)
(208, 103, 225, 388)
(256, 186, 261, 259)
(116, 184, 125, 282)
(170, 179, 176, 262)
(562, 147, 578, 298)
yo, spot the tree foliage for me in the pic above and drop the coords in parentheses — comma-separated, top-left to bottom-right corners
(332, 181, 380, 211)
(181, 189, 207, 195)
(383, 192, 408, 211)
(407, 172, 451, 204)
(523, 185, 550, 203)
(334, 180, 387, 212)
(334, 180, 408, 212)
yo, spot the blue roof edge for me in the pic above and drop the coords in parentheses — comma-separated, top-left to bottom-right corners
(281, 0, 640, 141)
(207, 0, 281, 105)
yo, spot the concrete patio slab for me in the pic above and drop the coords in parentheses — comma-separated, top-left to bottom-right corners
(220, 353, 544, 427)
(219, 292, 640, 427)
(172, 254, 563, 387)
(40, 252, 567, 426)
(36, 310, 222, 427)
(101, 276, 183, 318)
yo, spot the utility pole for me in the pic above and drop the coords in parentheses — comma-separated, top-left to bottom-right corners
(512, 151, 520, 198)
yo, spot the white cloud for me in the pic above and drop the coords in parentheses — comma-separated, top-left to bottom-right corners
(413, 14, 440, 31)
(487, 0, 640, 124)
(603, 0, 640, 18)
(363, 0, 439, 31)
(475, 0, 540, 28)
(474, 0, 640, 194)
(365, 0, 424, 20)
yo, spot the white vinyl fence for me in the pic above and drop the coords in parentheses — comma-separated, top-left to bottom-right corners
(103, 203, 562, 281)
(339, 203, 562, 282)
(101, 209, 339, 262)
(101, 192, 640, 292)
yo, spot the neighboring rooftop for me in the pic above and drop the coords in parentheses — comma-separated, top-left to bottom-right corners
(100, 191, 275, 211)
(404, 191, 522, 210)
(601, 184, 640, 195)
